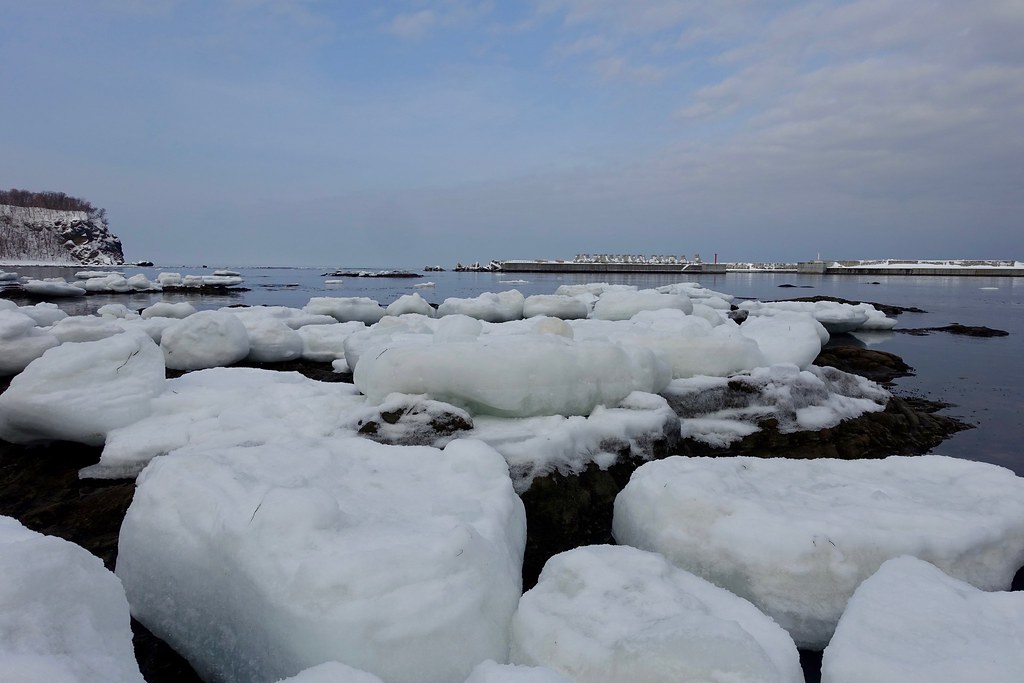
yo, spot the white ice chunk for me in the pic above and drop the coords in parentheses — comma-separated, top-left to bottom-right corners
(522, 295, 589, 320)
(239, 316, 305, 363)
(739, 300, 889, 334)
(0, 517, 145, 683)
(589, 289, 693, 320)
(385, 292, 436, 317)
(117, 438, 526, 683)
(570, 313, 765, 379)
(141, 301, 196, 319)
(466, 391, 680, 492)
(47, 315, 125, 343)
(0, 310, 60, 376)
(354, 334, 671, 418)
(464, 660, 573, 683)
(276, 662, 385, 683)
(511, 545, 802, 683)
(613, 455, 1024, 648)
(22, 277, 86, 297)
(305, 296, 386, 324)
(554, 283, 636, 297)
(738, 311, 826, 368)
(82, 367, 364, 479)
(0, 331, 165, 446)
(160, 309, 250, 370)
(18, 302, 68, 326)
(296, 321, 367, 362)
(821, 556, 1024, 683)
(98, 303, 139, 319)
(437, 290, 525, 322)
(155, 272, 182, 287)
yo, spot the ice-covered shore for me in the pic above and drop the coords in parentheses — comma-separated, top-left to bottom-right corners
(0, 280, 1021, 683)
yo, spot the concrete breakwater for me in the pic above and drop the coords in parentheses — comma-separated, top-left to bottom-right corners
(500, 259, 1022, 277)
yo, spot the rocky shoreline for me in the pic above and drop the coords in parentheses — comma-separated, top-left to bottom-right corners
(0, 339, 987, 683)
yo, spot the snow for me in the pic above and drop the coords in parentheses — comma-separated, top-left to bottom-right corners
(820, 556, 1024, 683)
(437, 290, 525, 322)
(353, 333, 671, 418)
(510, 545, 803, 683)
(663, 364, 889, 447)
(613, 455, 1024, 648)
(160, 309, 250, 370)
(0, 331, 165, 446)
(117, 438, 526, 683)
(305, 296, 386, 324)
(0, 516, 145, 683)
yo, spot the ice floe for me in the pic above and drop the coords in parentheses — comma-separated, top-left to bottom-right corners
(117, 438, 526, 683)
(160, 309, 250, 370)
(821, 556, 1024, 683)
(613, 455, 1024, 648)
(0, 516, 144, 683)
(0, 331, 165, 446)
(511, 545, 803, 683)
(437, 290, 526, 322)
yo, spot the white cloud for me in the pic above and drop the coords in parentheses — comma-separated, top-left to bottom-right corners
(388, 9, 438, 39)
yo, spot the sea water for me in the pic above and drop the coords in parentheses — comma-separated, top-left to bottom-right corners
(6, 265, 1022, 475)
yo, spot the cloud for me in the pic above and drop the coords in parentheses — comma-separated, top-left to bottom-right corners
(388, 9, 438, 39)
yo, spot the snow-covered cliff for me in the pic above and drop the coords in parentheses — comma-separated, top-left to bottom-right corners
(0, 204, 124, 265)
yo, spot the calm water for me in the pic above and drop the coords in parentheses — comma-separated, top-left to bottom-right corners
(6, 265, 1022, 474)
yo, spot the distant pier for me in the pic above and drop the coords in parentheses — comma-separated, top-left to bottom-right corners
(499, 260, 727, 274)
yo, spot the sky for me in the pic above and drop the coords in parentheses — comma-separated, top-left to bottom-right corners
(1, 0, 1022, 268)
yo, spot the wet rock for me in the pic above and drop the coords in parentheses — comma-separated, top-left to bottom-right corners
(898, 323, 1009, 338)
(814, 345, 914, 385)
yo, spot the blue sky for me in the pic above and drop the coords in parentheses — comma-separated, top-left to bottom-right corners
(1, 0, 1022, 267)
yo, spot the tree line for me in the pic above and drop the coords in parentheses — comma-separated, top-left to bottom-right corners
(0, 188, 106, 219)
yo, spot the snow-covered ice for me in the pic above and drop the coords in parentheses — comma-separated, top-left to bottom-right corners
(384, 292, 435, 317)
(613, 455, 1024, 648)
(141, 301, 196, 319)
(821, 556, 1024, 683)
(305, 296, 386, 324)
(522, 294, 589, 320)
(0, 309, 59, 376)
(354, 333, 670, 418)
(739, 300, 895, 334)
(275, 662, 385, 683)
(296, 321, 367, 362)
(117, 438, 526, 683)
(589, 289, 693, 320)
(22, 277, 86, 297)
(464, 660, 572, 683)
(0, 331, 165, 446)
(663, 364, 889, 447)
(437, 290, 525, 322)
(83, 367, 364, 479)
(160, 309, 250, 370)
(510, 545, 803, 683)
(0, 516, 144, 683)
(17, 301, 68, 326)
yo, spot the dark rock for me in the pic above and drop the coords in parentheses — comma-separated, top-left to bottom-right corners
(355, 398, 473, 447)
(814, 345, 914, 385)
(780, 295, 926, 316)
(897, 323, 1009, 338)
